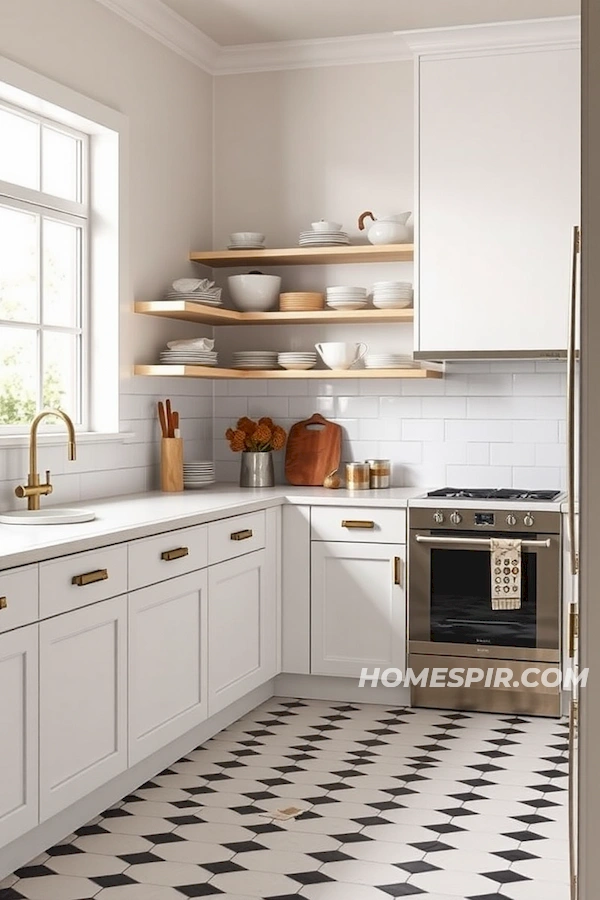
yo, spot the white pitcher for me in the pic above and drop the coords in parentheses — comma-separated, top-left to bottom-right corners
(358, 211, 411, 245)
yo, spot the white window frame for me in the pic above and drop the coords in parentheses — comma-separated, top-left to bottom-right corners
(0, 54, 129, 446)
(0, 99, 90, 432)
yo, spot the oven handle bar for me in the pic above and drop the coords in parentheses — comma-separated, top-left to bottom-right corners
(414, 535, 552, 549)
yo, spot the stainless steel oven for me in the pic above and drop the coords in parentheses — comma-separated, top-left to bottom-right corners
(408, 506, 561, 716)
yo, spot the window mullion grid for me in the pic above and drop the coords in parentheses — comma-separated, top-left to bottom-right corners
(37, 211, 43, 412)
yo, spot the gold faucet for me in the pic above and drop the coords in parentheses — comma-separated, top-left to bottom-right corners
(15, 410, 77, 511)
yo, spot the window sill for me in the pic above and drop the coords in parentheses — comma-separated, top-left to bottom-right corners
(0, 431, 135, 449)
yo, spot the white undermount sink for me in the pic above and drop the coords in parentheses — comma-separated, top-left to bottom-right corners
(0, 508, 96, 525)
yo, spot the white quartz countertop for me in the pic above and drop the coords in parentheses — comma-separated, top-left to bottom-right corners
(0, 485, 422, 570)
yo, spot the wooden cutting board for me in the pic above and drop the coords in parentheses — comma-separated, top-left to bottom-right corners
(285, 413, 342, 486)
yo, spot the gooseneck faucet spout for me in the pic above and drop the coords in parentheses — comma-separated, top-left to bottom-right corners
(15, 410, 77, 511)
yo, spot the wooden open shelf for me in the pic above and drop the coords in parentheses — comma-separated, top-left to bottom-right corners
(134, 365, 442, 380)
(134, 301, 414, 327)
(189, 244, 414, 267)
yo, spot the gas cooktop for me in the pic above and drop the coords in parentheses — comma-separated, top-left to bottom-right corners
(426, 487, 562, 501)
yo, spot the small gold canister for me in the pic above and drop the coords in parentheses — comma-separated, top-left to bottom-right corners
(345, 462, 370, 490)
(366, 458, 391, 489)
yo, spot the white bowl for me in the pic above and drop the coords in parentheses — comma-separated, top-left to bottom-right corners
(311, 220, 342, 233)
(372, 298, 413, 309)
(229, 232, 265, 244)
(228, 274, 281, 311)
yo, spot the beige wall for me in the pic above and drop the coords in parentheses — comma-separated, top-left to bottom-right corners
(0, 0, 214, 504)
(213, 62, 414, 248)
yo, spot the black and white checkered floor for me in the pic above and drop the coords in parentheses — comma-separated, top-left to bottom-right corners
(0, 699, 569, 900)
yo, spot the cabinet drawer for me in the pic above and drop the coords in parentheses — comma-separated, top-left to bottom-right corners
(208, 511, 266, 565)
(0, 565, 38, 633)
(311, 506, 406, 544)
(128, 525, 208, 591)
(40, 545, 128, 618)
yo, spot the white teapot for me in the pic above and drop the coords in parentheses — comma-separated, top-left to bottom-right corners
(358, 211, 411, 245)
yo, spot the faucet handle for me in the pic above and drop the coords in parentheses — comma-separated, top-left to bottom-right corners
(45, 469, 51, 484)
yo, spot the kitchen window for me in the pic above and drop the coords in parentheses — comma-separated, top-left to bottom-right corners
(0, 101, 89, 429)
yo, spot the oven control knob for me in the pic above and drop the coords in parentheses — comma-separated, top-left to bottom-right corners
(433, 511, 445, 524)
(524, 513, 535, 527)
(450, 511, 462, 525)
(506, 514, 517, 526)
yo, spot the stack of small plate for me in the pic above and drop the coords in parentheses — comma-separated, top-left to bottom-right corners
(364, 353, 417, 370)
(371, 281, 413, 309)
(299, 230, 350, 248)
(326, 286, 368, 311)
(227, 232, 266, 250)
(164, 290, 222, 306)
(279, 292, 324, 312)
(232, 351, 279, 370)
(184, 461, 215, 489)
(277, 351, 318, 370)
(159, 349, 218, 366)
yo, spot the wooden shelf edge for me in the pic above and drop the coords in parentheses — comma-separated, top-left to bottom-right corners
(189, 243, 414, 267)
(134, 365, 443, 380)
(134, 301, 414, 326)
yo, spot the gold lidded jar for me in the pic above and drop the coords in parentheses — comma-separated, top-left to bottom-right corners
(345, 462, 370, 490)
(366, 458, 391, 489)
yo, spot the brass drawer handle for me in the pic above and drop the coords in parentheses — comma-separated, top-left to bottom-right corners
(72, 569, 108, 587)
(394, 556, 402, 586)
(0, 597, 7, 610)
(231, 529, 253, 541)
(161, 547, 189, 561)
(342, 519, 375, 529)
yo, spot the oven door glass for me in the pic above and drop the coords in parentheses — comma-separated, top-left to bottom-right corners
(430, 534, 537, 648)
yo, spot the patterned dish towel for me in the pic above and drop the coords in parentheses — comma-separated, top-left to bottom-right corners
(490, 538, 522, 610)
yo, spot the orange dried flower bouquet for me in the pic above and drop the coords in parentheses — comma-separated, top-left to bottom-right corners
(226, 417, 287, 453)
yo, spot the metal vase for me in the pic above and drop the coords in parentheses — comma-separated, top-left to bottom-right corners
(239, 451, 275, 488)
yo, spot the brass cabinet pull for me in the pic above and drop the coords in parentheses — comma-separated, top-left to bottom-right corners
(71, 568, 108, 587)
(342, 519, 375, 529)
(0, 597, 7, 610)
(393, 557, 402, 586)
(161, 547, 189, 561)
(231, 529, 253, 541)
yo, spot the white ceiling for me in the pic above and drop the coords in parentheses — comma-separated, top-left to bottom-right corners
(161, 0, 580, 46)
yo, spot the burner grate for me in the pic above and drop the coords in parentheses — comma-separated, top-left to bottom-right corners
(426, 487, 561, 501)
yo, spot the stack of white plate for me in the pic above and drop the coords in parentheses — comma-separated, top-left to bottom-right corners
(371, 281, 413, 309)
(159, 349, 218, 366)
(232, 351, 279, 370)
(364, 353, 417, 370)
(227, 232, 266, 250)
(184, 461, 215, 489)
(299, 230, 350, 248)
(164, 290, 222, 306)
(326, 286, 368, 311)
(277, 351, 318, 370)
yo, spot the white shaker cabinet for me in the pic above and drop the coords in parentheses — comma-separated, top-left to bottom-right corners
(207, 549, 277, 715)
(0, 624, 38, 846)
(39, 597, 127, 820)
(311, 542, 406, 678)
(416, 44, 580, 356)
(129, 570, 208, 764)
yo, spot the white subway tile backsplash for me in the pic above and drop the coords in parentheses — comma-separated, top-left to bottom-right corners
(423, 442, 466, 464)
(535, 443, 567, 467)
(288, 395, 335, 418)
(513, 373, 563, 395)
(467, 396, 565, 420)
(512, 420, 559, 443)
(359, 418, 402, 441)
(310, 379, 360, 396)
(512, 467, 563, 490)
(215, 396, 249, 418)
(464, 374, 514, 396)
(446, 465, 513, 487)
(490, 443, 536, 467)
(336, 396, 380, 418)
(445, 420, 511, 443)
(466, 443, 490, 465)
(248, 396, 289, 419)
(422, 397, 467, 418)
(402, 419, 444, 442)
(379, 396, 422, 418)
(379, 441, 423, 464)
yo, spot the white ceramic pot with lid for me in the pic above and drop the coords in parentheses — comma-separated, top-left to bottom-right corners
(358, 211, 411, 245)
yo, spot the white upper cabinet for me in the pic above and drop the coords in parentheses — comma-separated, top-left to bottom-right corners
(416, 42, 580, 357)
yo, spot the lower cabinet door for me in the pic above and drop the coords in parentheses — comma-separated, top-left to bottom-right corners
(311, 541, 406, 677)
(129, 570, 208, 765)
(0, 624, 38, 845)
(208, 549, 276, 715)
(40, 597, 127, 820)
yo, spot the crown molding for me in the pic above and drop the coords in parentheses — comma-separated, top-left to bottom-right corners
(94, 2, 579, 75)
(94, 0, 219, 72)
(400, 16, 580, 56)
(215, 33, 412, 75)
